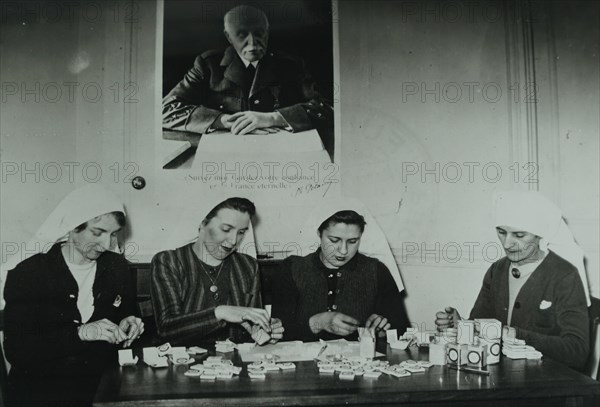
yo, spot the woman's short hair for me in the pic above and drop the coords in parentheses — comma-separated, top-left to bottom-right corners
(202, 197, 256, 226)
(73, 211, 126, 233)
(317, 210, 366, 235)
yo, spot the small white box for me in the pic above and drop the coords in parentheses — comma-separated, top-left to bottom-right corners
(187, 346, 207, 354)
(478, 337, 501, 365)
(228, 366, 242, 375)
(386, 329, 398, 344)
(385, 369, 410, 378)
(264, 364, 280, 371)
(466, 344, 488, 369)
(278, 362, 296, 370)
(118, 349, 138, 366)
(474, 319, 502, 340)
(502, 326, 517, 341)
(404, 365, 425, 373)
(252, 328, 271, 345)
(143, 347, 159, 361)
(429, 342, 447, 366)
(156, 342, 171, 357)
(364, 371, 382, 378)
(216, 371, 234, 379)
(143, 347, 168, 367)
(339, 372, 355, 380)
(457, 320, 475, 345)
(359, 337, 375, 359)
(446, 343, 468, 366)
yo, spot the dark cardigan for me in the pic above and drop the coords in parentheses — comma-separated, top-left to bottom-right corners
(470, 250, 589, 369)
(271, 251, 409, 341)
(3, 243, 136, 406)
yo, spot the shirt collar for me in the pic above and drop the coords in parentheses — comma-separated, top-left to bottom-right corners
(237, 53, 259, 68)
(510, 251, 547, 278)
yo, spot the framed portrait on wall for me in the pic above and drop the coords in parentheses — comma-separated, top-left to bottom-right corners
(151, 0, 341, 257)
(160, 0, 336, 170)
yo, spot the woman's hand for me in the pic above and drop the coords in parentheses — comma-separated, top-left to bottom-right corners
(118, 316, 145, 348)
(77, 318, 127, 344)
(309, 312, 359, 336)
(268, 318, 285, 343)
(240, 317, 283, 345)
(435, 306, 462, 331)
(365, 314, 391, 337)
(214, 305, 271, 332)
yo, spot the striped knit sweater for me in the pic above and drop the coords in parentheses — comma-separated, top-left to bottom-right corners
(151, 243, 261, 345)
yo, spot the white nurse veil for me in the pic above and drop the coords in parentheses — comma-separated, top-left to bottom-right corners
(163, 194, 258, 259)
(494, 190, 590, 306)
(297, 196, 405, 292)
(1, 184, 125, 306)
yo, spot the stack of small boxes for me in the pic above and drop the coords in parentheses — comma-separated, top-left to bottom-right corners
(246, 358, 296, 379)
(137, 342, 205, 368)
(318, 356, 433, 380)
(501, 326, 543, 360)
(186, 355, 243, 380)
(429, 318, 502, 373)
(142, 343, 185, 367)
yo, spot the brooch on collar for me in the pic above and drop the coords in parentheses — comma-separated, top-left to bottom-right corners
(113, 295, 122, 307)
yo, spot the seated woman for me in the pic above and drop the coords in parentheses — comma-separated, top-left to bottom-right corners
(435, 190, 590, 369)
(151, 197, 283, 345)
(272, 205, 409, 341)
(2, 184, 143, 407)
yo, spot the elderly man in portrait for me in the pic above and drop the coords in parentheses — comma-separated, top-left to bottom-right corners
(162, 4, 333, 140)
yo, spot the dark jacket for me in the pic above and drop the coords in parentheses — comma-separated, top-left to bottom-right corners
(162, 46, 333, 135)
(470, 250, 589, 369)
(3, 243, 136, 406)
(271, 251, 409, 341)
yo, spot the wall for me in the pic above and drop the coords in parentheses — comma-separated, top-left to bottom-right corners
(338, 0, 510, 326)
(0, 0, 136, 250)
(337, 0, 599, 326)
(1, 1, 598, 328)
(533, 0, 600, 303)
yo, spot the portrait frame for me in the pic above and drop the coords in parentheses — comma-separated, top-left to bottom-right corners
(158, 0, 338, 170)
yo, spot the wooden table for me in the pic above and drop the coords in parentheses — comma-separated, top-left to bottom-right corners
(94, 345, 600, 407)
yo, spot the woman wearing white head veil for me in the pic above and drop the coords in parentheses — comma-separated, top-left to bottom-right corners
(151, 197, 283, 345)
(3, 184, 143, 407)
(435, 190, 589, 369)
(271, 199, 410, 341)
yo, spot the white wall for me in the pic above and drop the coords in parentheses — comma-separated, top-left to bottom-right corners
(338, 0, 512, 327)
(337, 0, 599, 327)
(0, 0, 139, 244)
(534, 0, 600, 302)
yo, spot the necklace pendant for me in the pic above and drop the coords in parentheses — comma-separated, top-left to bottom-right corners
(213, 292, 220, 301)
(210, 285, 218, 293)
